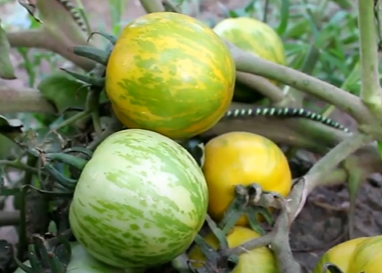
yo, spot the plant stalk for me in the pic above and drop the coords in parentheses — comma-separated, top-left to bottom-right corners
(358, 0, 382, 111)
(0, 87, 56, 114)
(226, 41, 372, 124)
(139, 0, 165, 13)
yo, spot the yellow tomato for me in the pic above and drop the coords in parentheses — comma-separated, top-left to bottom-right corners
(312, 236, 382, 273)
(188, 226, 279, 273)
(202, 131, 292, 226)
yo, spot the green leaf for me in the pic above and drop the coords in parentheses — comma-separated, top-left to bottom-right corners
(38, 72, 89, 114)
(0, 20, 16, 80)
(0, 115, 23, 140)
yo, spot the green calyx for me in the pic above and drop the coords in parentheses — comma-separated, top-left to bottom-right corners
(62, 31, 117, 86)
(40, 148, 92, 190)
(14, 235, 72, 273)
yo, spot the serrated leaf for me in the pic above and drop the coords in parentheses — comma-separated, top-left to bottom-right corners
(0, 115, 23, 140)
(0, 21, 16, 80)
(38, 72, 89, 114)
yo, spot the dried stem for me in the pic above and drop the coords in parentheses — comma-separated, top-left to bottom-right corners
(358, 0, 382, 111)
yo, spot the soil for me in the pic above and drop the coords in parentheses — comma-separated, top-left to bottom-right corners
(1, 0, 381, 272)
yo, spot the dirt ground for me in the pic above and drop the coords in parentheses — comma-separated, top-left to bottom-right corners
(1, 0, 382, 271)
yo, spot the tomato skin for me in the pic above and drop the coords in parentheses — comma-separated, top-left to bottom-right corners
(201, 131, 292, 226)
(213, 17, 285, 103)
(188, 226, 279, 273)
(69, 129, 208, 269)
(13, 242, 125, 273)
(312, 236, 382, 273)
(105, 12, 235, 139)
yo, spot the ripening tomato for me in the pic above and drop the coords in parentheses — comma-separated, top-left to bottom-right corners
(188, 226, 279, 273)
(202, 131, 292, 226)
(313, 236, 382, 273)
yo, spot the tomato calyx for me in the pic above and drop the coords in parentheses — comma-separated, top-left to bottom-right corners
(187, 216, 239, 273)
(28, 147, 92, 191)
(14, 234, 72, 273)
(218, 183, 276, 234)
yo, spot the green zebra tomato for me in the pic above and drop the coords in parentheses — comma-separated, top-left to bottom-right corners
(13, 242, 125, 273)
(69, 129, 208, 271)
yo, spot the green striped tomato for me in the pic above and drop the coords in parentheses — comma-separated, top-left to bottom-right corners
(14, 242, 125, 273)
(69, 129, 208, 271)
(312, 236, 382, 273)
(213, 17, 285, 103)
(105, 12, 236, 140)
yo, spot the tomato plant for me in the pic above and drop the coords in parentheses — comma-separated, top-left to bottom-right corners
(188, 226, 279, 273)
(105, 12, 236, 139)
(213, 17, 285, 103)
(13, 242, 125, 273)
(202, 131, 292, 226)
(69, 129, 209, 270)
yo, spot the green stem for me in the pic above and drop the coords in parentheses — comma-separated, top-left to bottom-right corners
(52, 111, 90, 131)
(236, 72, 284, 104)
(226, 41, 372, 124)
(358, 0, 382, 111)
(139, 0, 165, 13)
(0, 160, 40, 175)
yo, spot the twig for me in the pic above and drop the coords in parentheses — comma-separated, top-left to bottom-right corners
(308, 133, 373, 174)
(0, 160, 39, 175)
(236, 72, 285, 104)
(7, 28, 95, 72)
(0, 87, 56, 114)
(358, 0, 382, 111)
(139, 0, 165, 13)
(225, 41, 372, 124)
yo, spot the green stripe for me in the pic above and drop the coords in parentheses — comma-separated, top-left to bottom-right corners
(69, 129, 208, 269)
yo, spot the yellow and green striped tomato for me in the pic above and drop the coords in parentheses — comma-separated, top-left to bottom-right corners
(105, 12, 236, 140)
(213, 17, 286, 103)
(14, 242, 125, 273)
(312, 236, 382, 273)
(69, 129, 209, 270)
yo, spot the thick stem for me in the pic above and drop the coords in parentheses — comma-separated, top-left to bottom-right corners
(0, 87, 56, 114)
(139, 0, 165, 13)
(358, 0, 382, 111)
(308, 133, 373, 174)
(7, 28, 95, 72)
(226, 42, 372, 124)
(236, 72, 285, 104)
(0, 211, 20, 226)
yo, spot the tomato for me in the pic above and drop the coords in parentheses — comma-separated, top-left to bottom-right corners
(202, 131, 292, 226)
(188, 226, 279, 273)
(13, 242, 125, 273)
(105, 12, 236, 140)
(213, 17, 285, 103)
(313, 236, 382, 273)
(69, 129, 209, 270)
